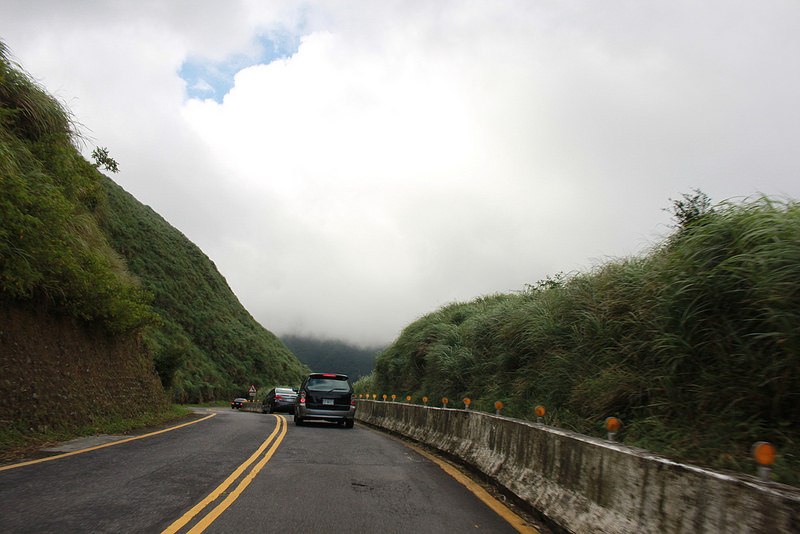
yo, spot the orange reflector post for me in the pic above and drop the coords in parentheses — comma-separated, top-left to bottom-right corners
(391, 394, 396, 401)
(442, 397, 449, 407)
(495, 401, 503, 410)
(753, 441, 776, 482)
(382, 394, 387, 401)
(406, 395, 411, 402)
(753, 442, 776, 466)
(423, 396, 428, 405)
(535, 405, 546, 417)
(605, 417, 622, 442)
(605, 417, 621, 432)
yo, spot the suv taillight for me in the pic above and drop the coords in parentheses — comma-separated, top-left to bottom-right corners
(300, 391, 306, 404)
(351, 393, 355, 406)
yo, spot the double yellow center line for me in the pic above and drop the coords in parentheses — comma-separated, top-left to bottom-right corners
(162, 414, 288, 534)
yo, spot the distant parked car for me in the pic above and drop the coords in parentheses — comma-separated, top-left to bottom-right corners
(262, 387, 298, 414)
(294, 373, 355, 428)
(231, 397, 247, 409)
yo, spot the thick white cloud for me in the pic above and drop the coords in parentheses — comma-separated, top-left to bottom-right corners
(3, 1, 800, 345)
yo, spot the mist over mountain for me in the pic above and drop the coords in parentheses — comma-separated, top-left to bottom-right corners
(280, 335, 382, 382)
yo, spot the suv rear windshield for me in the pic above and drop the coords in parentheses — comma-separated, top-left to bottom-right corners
(306, 377, 351, 392)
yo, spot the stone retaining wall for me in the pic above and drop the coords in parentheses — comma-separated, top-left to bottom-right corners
(0, 301, 168, 434)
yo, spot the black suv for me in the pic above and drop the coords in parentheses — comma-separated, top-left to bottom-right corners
(294, 373, 355, 428)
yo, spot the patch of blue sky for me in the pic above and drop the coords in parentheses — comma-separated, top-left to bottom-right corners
(180, 33, 300, 103)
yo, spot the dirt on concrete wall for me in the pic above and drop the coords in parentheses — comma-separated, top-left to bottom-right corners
(0, 299, 168, 435)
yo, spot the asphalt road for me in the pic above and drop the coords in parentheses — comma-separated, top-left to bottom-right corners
(0, 408, 531, 533)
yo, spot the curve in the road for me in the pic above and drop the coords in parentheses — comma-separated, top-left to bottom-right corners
(363, 424, 540, 534)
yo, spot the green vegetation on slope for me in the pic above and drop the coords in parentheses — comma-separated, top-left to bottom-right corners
(281, 335, 382, 381)
(365, 196, 800, 485)
(0, 43, 173, 452)
(1, 41, 307, 404)
(100, 177, 309, 402)
(0, 42, 156, 333)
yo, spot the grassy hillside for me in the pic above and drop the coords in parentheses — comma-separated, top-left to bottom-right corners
(364, 196, 800, 486)
(0, 43, 156, 334)
(100, 178, 309, 401)
(1, 41, 307, 404)
(281, 335, 382, 381)
(1, 41, 171, 450)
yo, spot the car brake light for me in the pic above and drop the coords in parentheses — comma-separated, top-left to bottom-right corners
(351, 394, 355, 406)
(275, 395, 282, 400)
(322, 374, 337, 377)
(300, 391, 306, 404)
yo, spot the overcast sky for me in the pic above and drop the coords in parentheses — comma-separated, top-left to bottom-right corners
(4, 1, 800, 346)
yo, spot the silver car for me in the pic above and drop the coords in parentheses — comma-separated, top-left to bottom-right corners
(294, 373, 355, 428)
(262, 387, 298, 414)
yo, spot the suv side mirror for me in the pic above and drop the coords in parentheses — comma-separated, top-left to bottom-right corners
(292, 386, 299, 392)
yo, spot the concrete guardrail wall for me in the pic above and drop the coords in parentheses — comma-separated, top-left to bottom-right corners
(239, 401, 263, 413)
(355, 399, 800, 534)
